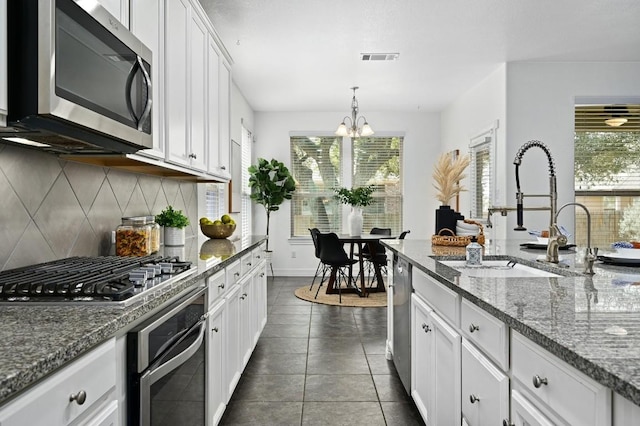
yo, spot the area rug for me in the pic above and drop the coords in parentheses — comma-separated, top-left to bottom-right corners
(294, 283, 387, 308)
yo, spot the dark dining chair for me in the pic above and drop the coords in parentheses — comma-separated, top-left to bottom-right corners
(360, 227, 392, 289)
(308, 228, 328, 291)
(315, 232, 358, 303)
(399, 230, 411, 239)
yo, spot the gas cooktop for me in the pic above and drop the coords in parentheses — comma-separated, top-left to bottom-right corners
(0, 255, 195, 307)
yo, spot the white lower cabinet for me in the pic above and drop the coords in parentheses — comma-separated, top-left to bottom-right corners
(509, 389, 557, 426)
(207, 299, 226, 426)
(238, 274, 254, 368)
(224, 282, 242, 403)
(461, 339, 509, 426)
(411, 293, 461, 425)
(0, 339, 117, 426)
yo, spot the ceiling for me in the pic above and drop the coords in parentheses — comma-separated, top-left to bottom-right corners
(198, 0, 640, 114)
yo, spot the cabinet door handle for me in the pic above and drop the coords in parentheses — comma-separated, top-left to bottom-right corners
(218, 283, 225, 289)
(255, 255, 261, 259)
(69, 390, 87, 405)
(469, 323, 480, 333)
(221, 165, 226, 170)
(240, 293, 248, 300)
(234, 272, 240, 278)
(502, 420, 514, 426)
(260, 273, 265, 277)
(247, 262, 252, 266)
(532, 375, 548, 388)
(212, 327, 219, 332)
(469, 394, 480, 404)
(189, 153, 197, 159)
(422, 323, 431, 333)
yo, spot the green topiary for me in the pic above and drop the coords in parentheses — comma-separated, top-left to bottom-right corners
(155, 205, 190, 229)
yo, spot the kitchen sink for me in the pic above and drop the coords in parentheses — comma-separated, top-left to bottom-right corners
(439, 259, 562, 278)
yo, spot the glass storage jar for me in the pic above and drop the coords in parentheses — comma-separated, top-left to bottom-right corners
(146, 215, 161, 253)
(116, 217, 152, 257)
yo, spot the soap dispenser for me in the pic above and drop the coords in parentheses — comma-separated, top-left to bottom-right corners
(466, 236, 483, 266)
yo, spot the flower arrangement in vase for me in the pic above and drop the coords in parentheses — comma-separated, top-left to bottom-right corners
(334, 186, 374, 236)
(432, 152, 470, 234)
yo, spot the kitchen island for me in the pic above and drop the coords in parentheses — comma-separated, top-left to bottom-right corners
(382, 238, 640, 424)
(0, 235, 267, 423)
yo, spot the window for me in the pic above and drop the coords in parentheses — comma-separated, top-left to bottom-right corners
(574, 104, 640, 246)
(290, 134, 404, 237)
(469, 127, 496, 220)
(290, 136, 343, 236)
(352, 136, 403, 235)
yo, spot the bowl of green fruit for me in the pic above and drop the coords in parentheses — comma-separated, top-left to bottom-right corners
(200, 214, 236, 239)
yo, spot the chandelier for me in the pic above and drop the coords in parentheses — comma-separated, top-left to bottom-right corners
(335, 86, 374, 138)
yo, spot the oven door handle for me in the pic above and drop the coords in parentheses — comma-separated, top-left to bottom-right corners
(141, 316, 207, 387)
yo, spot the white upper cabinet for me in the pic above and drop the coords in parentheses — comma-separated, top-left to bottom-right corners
(218, 59, 232, 179)
(129, 0, 165, 158)
(188, 7, 208, 171)
(207, 36, 221, 175)
(0, 0, 7, 126)
(96, 0, 129, 28)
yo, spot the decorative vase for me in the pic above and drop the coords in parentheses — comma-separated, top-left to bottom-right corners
(435, 205, 461, 235)
(164, 226, 185, 246)
(349, 207, 363, 236)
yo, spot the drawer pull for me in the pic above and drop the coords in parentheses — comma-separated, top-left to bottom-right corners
(260, 273, 265, 277)
(256, 255, 261, 259)
(212, 327, 219, 332)
(422, 323, 431, 333)
(502, 421, 514, 426)
(69, 390, 87, 405)
(247, 262, 252, 266)
(469, 323, 480, 333)
(469, 394, 480, 404)
(234, 272, 240, 278)
(240, 293, 248, 300)
(218, 283, 225, 289)
(532, 375, 548, 388)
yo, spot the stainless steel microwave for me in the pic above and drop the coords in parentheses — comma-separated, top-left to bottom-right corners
(4, 0, 153, 154)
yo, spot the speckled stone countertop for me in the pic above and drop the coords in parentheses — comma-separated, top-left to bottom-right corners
(0, 235, 266, 405)
(382, 239, 640, 406)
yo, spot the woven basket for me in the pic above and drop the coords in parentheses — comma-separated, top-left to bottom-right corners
(431, 220, 485, 246)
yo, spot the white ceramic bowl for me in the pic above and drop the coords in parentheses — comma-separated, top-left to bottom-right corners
(536, 237, 549, 245)
(613, 248, 640, 258)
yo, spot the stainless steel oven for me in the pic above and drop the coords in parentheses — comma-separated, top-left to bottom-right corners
(127, 287, 207, 426)
(5, 0, 153, 154)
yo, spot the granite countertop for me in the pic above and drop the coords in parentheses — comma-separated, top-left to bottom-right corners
(382, 239, 640, 406)
(0, 235, 266, 405)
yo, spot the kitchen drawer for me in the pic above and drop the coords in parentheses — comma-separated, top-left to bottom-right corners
(207, 269, 227, 307)
(461, 339, 509, 426)
(0, 339, 116, 426)
(226, 259, 242, 287)
(461, 299, 509, 370)
(412, 268, 459, 327)
(240, 252, 253, 276)
(252, 246, 266, 266)
(511, 331, 611, 426)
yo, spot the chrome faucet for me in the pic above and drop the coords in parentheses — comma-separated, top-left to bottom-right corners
(549, 202, 598, 274)
(513, 141, 558, 241)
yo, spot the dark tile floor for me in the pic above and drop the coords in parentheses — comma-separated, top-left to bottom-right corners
(219, 277, 425, 426)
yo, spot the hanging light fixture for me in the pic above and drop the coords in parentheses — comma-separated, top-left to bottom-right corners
(604, 105, 628, 127)
(335, 86, 374, 138)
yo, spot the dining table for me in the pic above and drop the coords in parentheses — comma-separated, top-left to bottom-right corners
(325, 233, 391, 297)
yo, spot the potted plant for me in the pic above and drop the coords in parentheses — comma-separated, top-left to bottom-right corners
(155, 205, 190, 246)
(334, 185, 374, 236)
(248, 158, 296, 251)
(432, 152, 470, 234)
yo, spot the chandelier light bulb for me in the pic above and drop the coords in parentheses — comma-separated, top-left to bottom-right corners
(335, 87, 374, 138)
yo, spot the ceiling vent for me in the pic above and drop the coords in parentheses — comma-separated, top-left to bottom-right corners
(360, 53, 399, 61)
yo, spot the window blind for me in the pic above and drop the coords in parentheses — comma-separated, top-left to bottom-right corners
(241, 126, 252, 239)
(290, 136, 343, 236)
(352, 136, 403, 235)
(470, 138, 492, 219)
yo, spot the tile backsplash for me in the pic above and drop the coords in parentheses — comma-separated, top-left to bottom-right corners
(0, 145, 197, 271)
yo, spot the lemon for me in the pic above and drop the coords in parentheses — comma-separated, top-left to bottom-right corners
(221, 214, 232, 224)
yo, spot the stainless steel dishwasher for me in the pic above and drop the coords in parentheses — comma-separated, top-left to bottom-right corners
(392, 254, 412, 394)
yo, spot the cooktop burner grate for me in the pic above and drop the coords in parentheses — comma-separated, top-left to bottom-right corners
(0, 256, 192, 303)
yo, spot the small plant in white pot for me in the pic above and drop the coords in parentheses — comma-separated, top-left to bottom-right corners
(334, 185, 374, 236)
(156, 206, 190, 246)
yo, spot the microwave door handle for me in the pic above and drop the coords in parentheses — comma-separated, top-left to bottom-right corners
(125, 59, 140, 126)
(137, 56, 152, 131)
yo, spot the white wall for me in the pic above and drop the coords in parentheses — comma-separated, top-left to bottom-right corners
(441, 65, 507, 238)
(231, 81, 254, 138)
(253, 111, 439, 276)
(504, 62, 640, 240)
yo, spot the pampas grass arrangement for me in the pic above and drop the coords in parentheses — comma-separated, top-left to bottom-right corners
(432, 152, 471, 205)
